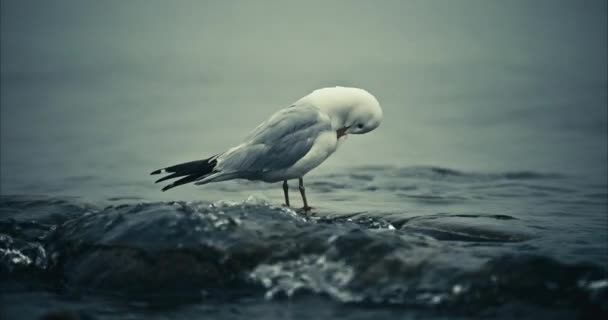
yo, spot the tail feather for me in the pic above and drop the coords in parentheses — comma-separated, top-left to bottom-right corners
(151, 156, 218, 192)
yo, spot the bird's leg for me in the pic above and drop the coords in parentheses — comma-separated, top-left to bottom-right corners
(282, 180, 290, 207)
(298, 177, 312, 211)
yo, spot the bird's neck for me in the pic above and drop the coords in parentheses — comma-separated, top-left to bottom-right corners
(301, 92, 356, 130)
(323, 105, 352, 130)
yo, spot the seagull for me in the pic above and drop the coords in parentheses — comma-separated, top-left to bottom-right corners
(151, 86, 383, 211)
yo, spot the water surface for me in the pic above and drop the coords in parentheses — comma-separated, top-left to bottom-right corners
(1, 1, 606, 319)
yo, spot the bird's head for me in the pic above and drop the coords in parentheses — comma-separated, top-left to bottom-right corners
(304, 86, 383, 139)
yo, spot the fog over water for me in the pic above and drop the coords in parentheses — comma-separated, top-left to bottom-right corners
(1, 0, 606, 197)
(1, 1, 606, 319)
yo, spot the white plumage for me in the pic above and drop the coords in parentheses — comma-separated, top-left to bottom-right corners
(151, 86, 383, 210)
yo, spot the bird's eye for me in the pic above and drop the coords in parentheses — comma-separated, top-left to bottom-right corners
(357, 124, 364, 129)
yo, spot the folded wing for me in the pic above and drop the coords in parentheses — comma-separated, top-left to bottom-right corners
(197, 104, 331, 182)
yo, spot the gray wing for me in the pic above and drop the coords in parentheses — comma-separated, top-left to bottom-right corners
(215, 105, 331, 177)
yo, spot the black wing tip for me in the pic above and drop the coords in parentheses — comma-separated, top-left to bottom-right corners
(154, 172, 182, 184)
(151, 156, 219, 191)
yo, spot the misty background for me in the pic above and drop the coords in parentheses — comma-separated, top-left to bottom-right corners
(1, 0, 606, 200)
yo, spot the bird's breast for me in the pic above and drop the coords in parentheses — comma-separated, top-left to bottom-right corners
(265, 130, 338, 181)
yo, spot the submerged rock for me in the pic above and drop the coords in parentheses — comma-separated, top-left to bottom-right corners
(0, 195, 605, 316)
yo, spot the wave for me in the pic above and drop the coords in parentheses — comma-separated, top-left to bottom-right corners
(1, 195, 605, 315)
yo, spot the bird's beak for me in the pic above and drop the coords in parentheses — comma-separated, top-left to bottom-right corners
(337, 126, 350, 139)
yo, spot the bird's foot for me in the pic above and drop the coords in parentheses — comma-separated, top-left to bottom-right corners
(296, 206, 314, 216)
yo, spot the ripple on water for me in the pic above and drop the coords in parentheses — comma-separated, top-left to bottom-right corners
(0, 173, 605, 317)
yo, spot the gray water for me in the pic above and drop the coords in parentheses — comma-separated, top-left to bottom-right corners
(1, 1, 607, 319)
